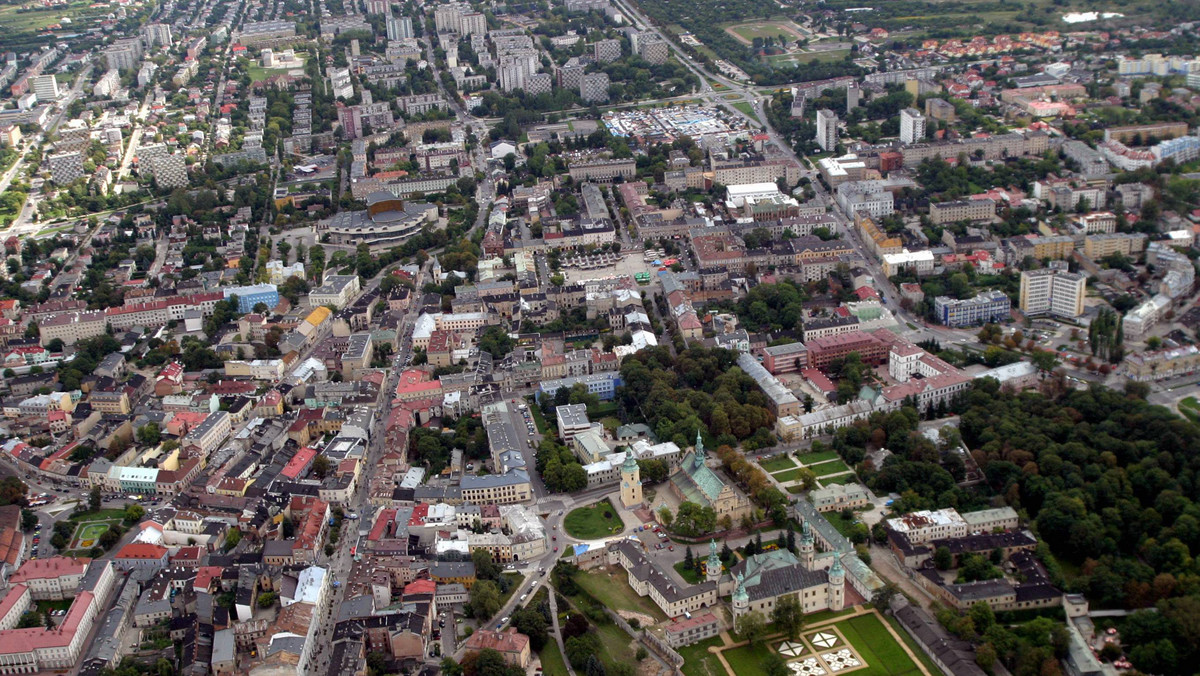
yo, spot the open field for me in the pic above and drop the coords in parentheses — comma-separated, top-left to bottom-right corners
(724, 19, 806, 45)
(795, 450, 840, 464)
(538, 636, 570, 676)
(1180, 396, 1200, 422)
(819, 474, 862, 486)
(722, 645, 768, 676)
(838, 613, 926, 676)
(772, 467, 804, 483)
(564, 499, 624, 539)
(573, 566, 669, 622)
(731, 101, 755, 117)
(596, 622, 637, 667)
(766, 49, 851, 66)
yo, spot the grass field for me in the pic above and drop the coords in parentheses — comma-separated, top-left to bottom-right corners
(526, 397, 550, 434)
(596, 622, 637, 667)
(723, 644, 768, 676)
(732, 101, 755, 117)
(564, 499, 624, 540)
(760, 455, 796, 473)
(822, 510, 859, 537)
(674, 560, 704, 584)
(574, 566, 669, 622)
(68, 508, 127, 549)
(1180, 396, 1200, 422)
(819, 474, 861, 486)
(766, 49, 851, 66)
(679, 637, 725, 676)
(795, 450, 840, 465)
(811, 460, 852, 477)
(725, 20, 805, 45)
(839, 613, 925, 676)
(772, 467, 804, 483)
(539, 637, 570, 676)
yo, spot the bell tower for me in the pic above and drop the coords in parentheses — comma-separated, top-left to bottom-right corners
(620, 453, 642, 508)
(705, 539, 722, 583)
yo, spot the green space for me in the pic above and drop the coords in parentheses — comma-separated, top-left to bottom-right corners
(1180, 396, 1200, 423)
(795, 450, 840, 464)
(799, 607, 858, 624)
(35, 599, 72, 615)
(765, 49, 851, 66)
(573, 566, 669, 622)
(810, 460, 852, 477)
(819, 474, 861, 486)
(526, 397, 550, 434)
(0, 1, 105, 40)
(673, 560, 704, 584)
(596, 622, 637, 665)
(678, 636, 726, 676)
(772, 467, 804, 483)
(538, 637, 570, 676)
(822, 509, 859, 537)
(498, 573, 525, 608)
(732, 101, 755, 117)
(880, 613, 950, 676)
(563, 499, 625, 539)
(723, 644, 768, 676)
(726, 20, 801, 43)
(838, 613, 925, 676)
(759, 455, 796, 473)
(788, 485, 806, 494)
(75, 522, 109, 542)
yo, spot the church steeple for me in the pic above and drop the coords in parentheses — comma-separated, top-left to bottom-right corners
(705, 539, 722, 582)
(693, 430, 705, 470)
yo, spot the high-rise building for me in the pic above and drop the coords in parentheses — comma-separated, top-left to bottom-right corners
(846, 83, 861, 110)
(459, 12, 487, 36)
(498, 54, 537, 92)
(104, 38, 144, 71)
(48, 151, 84, 185)
(386, 15, 414, 40)
(143, 23, 173, 47)
(365, 0, 388, 14)
(593, 38, 621, 63)
(900, 108, 926, 144)
(30, 74, 59, 101)
(1019, 268, 1086, 319)
(634, 33, 668, 64)
(150, 154, 189, 190)
(580, 72, 611, 103)
(816, 109, 838, 152)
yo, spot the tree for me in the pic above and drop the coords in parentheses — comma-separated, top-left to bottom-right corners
(934, 546, 953, 570)
(124, 504, 145, 524)
(764, 654, 791, 676)
(137, 423, 161, 446)
(772, 594, 805, 641)
(88, 486, 101, 512)
(224, 527, 242, 551)
(257, 592, 279, 608)
(472, 549, 502, 582)
(684, 546, 695, 571)
(469, 579, 502, 619)
(312, 454, 332, 479)
(20, 509, 36, 532)
(736, 611, 767, 646)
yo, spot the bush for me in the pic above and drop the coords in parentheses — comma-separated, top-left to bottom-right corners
(636, 647, 648, 661)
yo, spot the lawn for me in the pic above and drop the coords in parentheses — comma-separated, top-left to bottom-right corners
(679, 637, 726, 676)
(725, 20, 804, 45)
(732, 101, 755, 117)
(497, 573, 525, 610)
(538, 637, 570, 676)
(795, 450, 840, 465)
(810, 460, 852, 477)
(573, 566, 669, 622)
(564, 499, 624, 539)
(673, 560, 704, 584)
(772, 468, 804, 483)
(723, 644, 768, 676)
(822, 510, 859, 537)
(68, 508, 128, 549)
(760, 455, 796, 473)
(819, 474, 862, 486)
(1180, 396, 1200, 422)
(526, 397, 550, 434)
(838, 613, 925, 676)
(597, 622, 637, 667)
(765, 49, 851, 66)
(35, 599, 71, 615)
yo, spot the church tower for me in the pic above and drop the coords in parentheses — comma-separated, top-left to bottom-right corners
(732, 572, 749, 617)
(705, 539, 722, 583)
(692, 430, 705, 471)
(800, 520, 815, 570)
(620, 452, 643, 508)
(828, 556, 845, 611)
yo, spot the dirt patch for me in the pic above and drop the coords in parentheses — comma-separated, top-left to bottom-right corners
(618, 609, 658, 628)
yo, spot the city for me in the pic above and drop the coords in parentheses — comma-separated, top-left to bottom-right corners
(0, 1, 1195, 676)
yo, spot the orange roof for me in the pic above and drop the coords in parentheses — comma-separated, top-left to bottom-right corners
(114, 543, 168, 560)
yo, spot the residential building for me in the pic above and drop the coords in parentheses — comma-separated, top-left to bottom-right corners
(1019, 269, 1085, 319)
(929, 199, 994, 224)
(816, 109, 838, 151)
(933, 291, 1011, 327)
(900, 108, 926, 144)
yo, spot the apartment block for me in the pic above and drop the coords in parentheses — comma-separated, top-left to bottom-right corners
(1019, 269, 1085, 319)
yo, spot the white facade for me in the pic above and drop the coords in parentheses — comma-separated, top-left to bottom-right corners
(900, 108, 926, 144)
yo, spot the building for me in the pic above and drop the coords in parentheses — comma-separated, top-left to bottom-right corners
(900, 108, 926, 144)
(223, 284, 279, 313)
(1019, 269, 1085, 319)
(462, 629, 530, 669)
(607, 539, 718, 618)
(1124, 294, 1171, 339)
(810, 483, 871, 513)
(149, 154, 188, 190)
(555, 404, 592, 444)
(760, 342, 808, 375)
(580, 72, 611, 103)
(816, 109, 838, 152)
(929, 199, 994, 224)
(619, 453, 642, 508)
(635, 34, 669, 64)
(593, 39, 622, 63)
(737, 353, 801, 417)
(933, 291, 1011, 328)
(568, 158, 635, 182)
(887, 509, 968, 544)
(309, 274, 361, 309)
(386, 15, 414, 40)
(925, 98, 956, 121)
(48, 151, 84, 185)
(806, 330, 890, 372)
(668, 433, 752, 523)
(730, 524, 844, 619)
(325, 192, 438, 251)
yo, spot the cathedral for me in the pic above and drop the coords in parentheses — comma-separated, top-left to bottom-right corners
(667, 432, 752, 523)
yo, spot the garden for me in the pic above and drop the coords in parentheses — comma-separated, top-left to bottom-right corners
(563, 499, 625, 540)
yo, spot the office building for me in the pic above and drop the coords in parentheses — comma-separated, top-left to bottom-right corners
(816, 109, 838, 152)
(933, 291, 1011, 328)
(149, 154, 188, 190)
(1019, 269, 1086, 319)
(900, 108, 926, 144)
(30, 75, 58, 101)
(143, 23, 173, 47)
(223, 284, 280, 313)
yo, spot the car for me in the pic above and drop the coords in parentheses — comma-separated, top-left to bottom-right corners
(553, 546, 558, 552)
(655, 543, 662, 550)
(520, 594, 527, 601)
(551, 536, 556, 541)
(668, 545, 674, 551)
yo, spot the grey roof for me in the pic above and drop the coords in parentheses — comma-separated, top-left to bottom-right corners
(612, 540, 716, 604)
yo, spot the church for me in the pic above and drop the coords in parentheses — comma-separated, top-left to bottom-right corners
(726, 521, 845, 619)
(667, 432, 752, 523)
